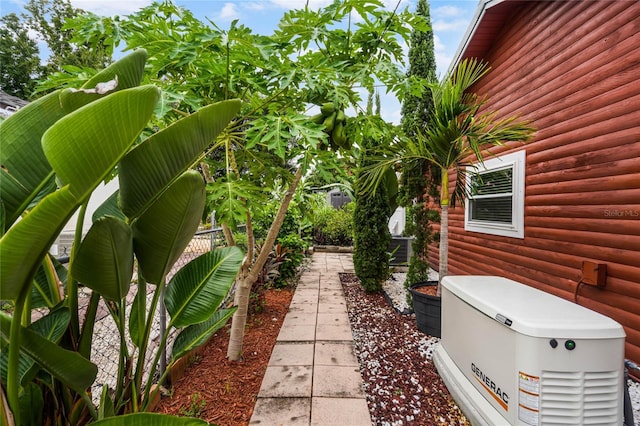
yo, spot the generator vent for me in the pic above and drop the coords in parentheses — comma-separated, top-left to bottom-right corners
(540, 370, 620, 424)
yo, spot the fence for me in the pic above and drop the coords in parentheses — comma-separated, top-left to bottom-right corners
(54, 227, 232, 403)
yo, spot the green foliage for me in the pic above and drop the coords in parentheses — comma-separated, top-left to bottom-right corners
(399, 0, 440, 290)
(0, 13, 42, 99)
(400, 0, 437, 140)
(24, 0, 111, 75)
(0, 50, 242, 424)
(312, 202, 354, 246)
(404, 205, 440, 301)
(179, 393, 207, 418)
(62, 0, 425, 362)
(360, 58, 535, 289)
(252, 199, 303, 242)
(274, 234, 308, 288)
(353, 188, 391, 293)
(352, 92, 395, 293)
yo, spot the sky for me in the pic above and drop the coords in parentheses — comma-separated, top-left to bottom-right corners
(0, 0, 480, 123)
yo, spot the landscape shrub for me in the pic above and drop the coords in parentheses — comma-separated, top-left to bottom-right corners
(274, 233, 308, 288)
(353, 188, 391, 292)
(312, 202, 354, 246)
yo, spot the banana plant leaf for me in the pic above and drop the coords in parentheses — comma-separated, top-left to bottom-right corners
(171, 307, 237, 361)
(0, 90, 67, 229)
(0, 187, 77, 300)
(119, 99, 241, 220)
(0, 312, 97, 394)
(128, 288, 145, 348)
(0, 50, 148, 229)
(70, 217, 133, 301)
(0, 308, 71, 387)
(165, 247, 242, 328)
(0, 86, 159, 301)
(91, 413, 208, 425)
(92, 190, 127, 223)
(132, 170, 206, 285)
(82, 50, 147, 91)
(18, 383, 43, 426)
(32, 255, 67, 309)
(43, 86, 160, 199)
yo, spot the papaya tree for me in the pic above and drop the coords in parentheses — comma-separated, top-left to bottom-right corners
(66, 0, 428, 361)
(0, 50, 243, 424)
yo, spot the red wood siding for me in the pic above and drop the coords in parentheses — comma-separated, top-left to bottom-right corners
(432, 1, 640, 364)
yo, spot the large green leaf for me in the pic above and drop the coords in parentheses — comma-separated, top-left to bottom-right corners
(132, 170, 206, 284)
(119, 99, 241, 220)
(91, 413, 208, 426)
(165, 247, 242, 328)
(0, 312, 97, 394)
(43, 85, 160, 199)
(0, 90, 66, 228)
(0, 308, 71, 387)
(71, 217, 134, 301)
(18, 383, 43, 426)
(0, 51, 149, 230)
(32, 255, 67, 309)
(92, 190, 127, 223)
(128, 288, 145, 348)
(171, 307, 236, 361)
(81, 49, 147, 91)
(1, 86, 158, 301)
(0, 187, 77, 300)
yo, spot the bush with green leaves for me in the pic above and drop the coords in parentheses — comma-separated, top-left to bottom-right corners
(252, 199, 304, 240)
(312, 202, 354, 246)
(353, 188, 392, 292)
(273, 233, 308, 288)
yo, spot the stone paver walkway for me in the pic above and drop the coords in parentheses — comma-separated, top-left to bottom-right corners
(250, 252, 371, 425)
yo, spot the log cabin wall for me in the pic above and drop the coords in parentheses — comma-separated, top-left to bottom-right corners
(429, 1, 640, 364)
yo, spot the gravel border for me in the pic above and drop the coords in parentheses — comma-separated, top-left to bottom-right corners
(342, 273, 469, 425)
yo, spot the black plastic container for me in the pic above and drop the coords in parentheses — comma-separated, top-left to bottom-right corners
(409, 281, 441, 338)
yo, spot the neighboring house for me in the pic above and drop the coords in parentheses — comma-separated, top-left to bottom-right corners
(432, 1, 639, 366)
(0, 90, 29, 118)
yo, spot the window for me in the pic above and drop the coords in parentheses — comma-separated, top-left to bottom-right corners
(464, 150, 525, 238)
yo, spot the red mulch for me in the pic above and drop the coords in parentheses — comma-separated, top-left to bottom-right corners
(154, 288, 293, 424)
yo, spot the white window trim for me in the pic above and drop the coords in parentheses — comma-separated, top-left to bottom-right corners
(464, 150, 525, 239)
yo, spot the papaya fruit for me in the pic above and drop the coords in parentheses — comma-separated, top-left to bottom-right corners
(310, 113, 325, 124)
(332, 122, 348, 149)
(320, 102, 336, 115)
(322, 111, 336, 132)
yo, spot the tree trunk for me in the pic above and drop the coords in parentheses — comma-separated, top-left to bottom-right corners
(437, 204, 448, 297)
(226, 166, 304, 361)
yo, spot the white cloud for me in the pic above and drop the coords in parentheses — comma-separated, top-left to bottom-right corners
(433, 5, 464, 18)
(433, 35, 452, 77)
(219, 2, 240, 21)
(433, 18, 469, 32)
(71, 0, 152, 16)
(269, 0, 333, 10)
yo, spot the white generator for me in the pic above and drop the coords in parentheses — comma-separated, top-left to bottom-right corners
(434, 275, 626, 425)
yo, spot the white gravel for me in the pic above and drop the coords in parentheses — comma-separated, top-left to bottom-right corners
(382, 272, 640, 425)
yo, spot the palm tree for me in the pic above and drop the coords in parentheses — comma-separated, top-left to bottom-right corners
(360, 58, 535, 295)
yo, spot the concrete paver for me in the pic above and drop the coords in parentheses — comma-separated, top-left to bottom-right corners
(258, 365, 313, 398)
(251, 398, 311, 425)
(250, 252, 371, 425)
(311, 398, 371, 426)
(314, 342, 359, 366)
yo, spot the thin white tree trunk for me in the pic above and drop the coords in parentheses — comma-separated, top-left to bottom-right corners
(226, 166, 304, 361)
(437, 204, 448, 297)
